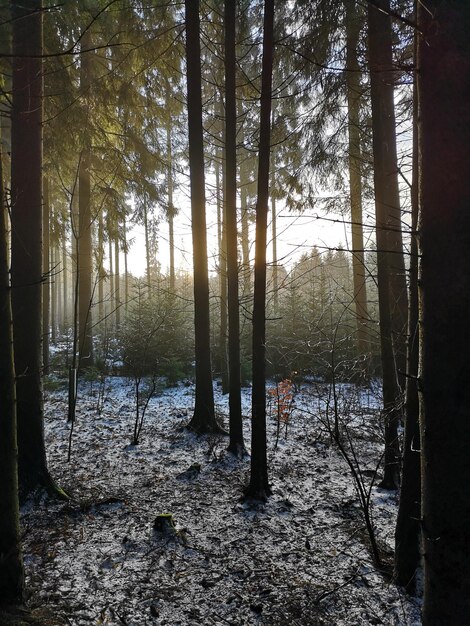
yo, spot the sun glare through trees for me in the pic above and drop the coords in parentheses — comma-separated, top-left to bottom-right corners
(0, 1, 469, 624)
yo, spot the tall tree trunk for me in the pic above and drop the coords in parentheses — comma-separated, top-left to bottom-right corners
(0, 138, 24, 607)
(367, 0, 404, 489)
(1, 68, 11, 200)
(418, 2, 470, 622)
(345, 0, 369, 361)
(217, 134, 229, 394)
(1, 96, 11, 274)
(368, 0, 408, 386)
(42, 176, 50, 373)
(55, 243, 62, 338)
(78, 30, 94, 368)
(394, 12, 421, 591)
(240, 178, 250, 299)
(108, 232, 113, 317)
(11, 0, 59, 495)
(238, 103, 251, 302)
(62, 229, 68, 331)
(71, 197, 79, 337)
(271, 195, 278, 314)
(185, 0, 219, 433)
(225, 0, 244, 455)
(114, 235, 120, 328)
(166, 121, 176, 293)
(143, 203, 151, 294)
(50, 244, 57, 344)
(123, 217, 129, 314)
(247, 0, 274, 499)
(97, 212, 104, 326)
(168, 209, 175, 292)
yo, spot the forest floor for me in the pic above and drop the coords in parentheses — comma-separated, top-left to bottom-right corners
(21, 376, 422, 626)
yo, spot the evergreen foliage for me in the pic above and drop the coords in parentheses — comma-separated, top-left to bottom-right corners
(2, 1, 467, 621)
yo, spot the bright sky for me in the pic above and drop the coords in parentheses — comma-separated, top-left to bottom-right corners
(124, 200, 351, 278)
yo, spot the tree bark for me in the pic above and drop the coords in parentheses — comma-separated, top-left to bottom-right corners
(247, 0, 274, 499)
(271, 196, 278, 314)
(97, 212, 104, 327)
(166, 121, 176, 293)
(418, 2, 470, 622)
(143, 203, 151, 294)
(345, 0, 369, 362)
(367, 0, 404, 489)
(0, 136, 24, 607)
(56, 243, 62, 338)
(238, 95, 251, 303)
(42, 176, 50, 372)
(62, 227, 68, 331)
(50, 243, 57, 344)
(114, 234, 120, 328)
(368, 0, 408, 387)
(225, 0, 244, 455)
(78, 29, 94, 368)
(108, 230, 114, 316)
(185, 0, 219, 433)
(217, 134, 229, 394)
(394, 13, 421, 592)
(11, 0, 57, 495)
(123, 217, 129, 314)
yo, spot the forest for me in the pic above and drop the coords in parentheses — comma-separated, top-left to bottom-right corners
(1, 0, 470, 624)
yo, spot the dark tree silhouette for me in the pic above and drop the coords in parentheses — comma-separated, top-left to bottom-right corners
(78, 29, 94, 368)
(394, 11, 420, 591)
(185, 0, 220, 433)
(247, 0, 275, 499)
(418, 1, 470, 622)
(224, 0, 244, 455)
(345, 0, 369, 362)
(42, 176, 50, 373)
(367, 0, 406, 490)
(0, 141, 24, 607)
(10, 0, 59, 496)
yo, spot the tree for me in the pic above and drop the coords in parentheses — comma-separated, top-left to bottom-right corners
(10, 0, 59, 496)
(77, 28, 94, 368)
(0, 141, 24, 607)
(42, 176, 51, 373)
(418, 2, 470, 622)
(247, 0, 275, 499)
(367, 0, 406, 489)
(224, 0, 244, 455)
(165, 104, 177, 293)
(345, 0, 369, 363)
(217, 94, 229, 394)
(394, 8, 420, 591)
(185, 0, 221, 434)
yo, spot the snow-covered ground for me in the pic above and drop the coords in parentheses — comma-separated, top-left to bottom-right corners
(22, 377, 422, 625)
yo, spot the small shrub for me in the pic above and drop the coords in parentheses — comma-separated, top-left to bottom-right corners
(268, 377, 295, 447)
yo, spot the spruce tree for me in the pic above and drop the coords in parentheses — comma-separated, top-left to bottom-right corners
(11, 0, 61, 496)
(418, 1, 470, 621)
(185, 0, 221, 434)
(247, 0, 275, 499)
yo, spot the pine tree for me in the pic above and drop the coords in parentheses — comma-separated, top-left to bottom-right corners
(418, 1, 470, 621)
(0, 138, 24, 607)
(345, 0, 370, 363)
(224, 0, 244, 455)
(247, 0, 275, 500)
(185, 0, 221, 434)
(42, 176, 51, 373)
(10, 0, 61, 496)
(394, 8, 420, 590)
(367, 0, 406, 489)
(77, 28, 94, 368)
